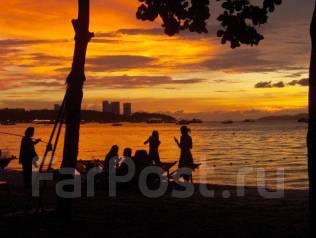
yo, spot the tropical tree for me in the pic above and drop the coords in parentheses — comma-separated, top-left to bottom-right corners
(136, 0, 314, 235)
(57, 0, 94, 217)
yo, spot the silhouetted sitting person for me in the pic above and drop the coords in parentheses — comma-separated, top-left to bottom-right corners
(122, 148, 132, 160)
(104, 145, 119, 175)
(174, 126, 194, 181)
(133, 150, 150, 169)
(144, 130, 161, 164)
(117, 147, 132, 176)
(132, 150, 150, 181)
(19, 127, 41, 188)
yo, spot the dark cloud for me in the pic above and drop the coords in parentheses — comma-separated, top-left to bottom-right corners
(22, 79, 65, 88)
(1, 70, 206, 91)
(87, 75, 207, 89)
(91, 39, 121, 44)
(29, 53, 65, 61)
(0, 74, 65, 91)
(285, 72, 307, 78)
(117, 28, 164, 36)
(199, 48, 286, 73)
(0, 39, 50, 46)
(21, 53, 69, 67)
(213, 79, 241, 84)
(255, 78, 309, 89)
(0, 39, 68, 47)
(255, 81, 285, 88)
(255, 81, 272, 88)
(86, 55, 157, 72)
(272, 81, 286, 88)
(97, 25, 219, 39)
(288, 78, 309, 86)
(94, 32, 120, 38)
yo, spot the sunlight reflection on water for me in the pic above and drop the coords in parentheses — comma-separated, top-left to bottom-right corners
(0, 121, 308, 190)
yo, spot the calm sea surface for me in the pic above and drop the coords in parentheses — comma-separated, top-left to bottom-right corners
(0, 121, 308, 190)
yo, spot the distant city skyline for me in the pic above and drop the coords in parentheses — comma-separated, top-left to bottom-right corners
(102, 100, 132, 116)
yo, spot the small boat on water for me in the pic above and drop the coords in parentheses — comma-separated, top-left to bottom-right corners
(112, 123, 123, 127)
(243, 119, 256, 123)
(177, 120, 190, 125)
(0, 121, 16, 125)
(32, 119, 53, 124)
(222, 120, 234, 124)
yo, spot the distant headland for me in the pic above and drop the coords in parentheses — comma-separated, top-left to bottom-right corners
(220, 113, 308, 124)
(0, 108, 204, 125)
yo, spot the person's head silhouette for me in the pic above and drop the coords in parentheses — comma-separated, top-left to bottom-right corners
(123, 148, 132, 158)
(25, 127, 35, 138)
(180, 126, 190, 135)
(110, 145, 119, 155)
(152, 130, 159, 140)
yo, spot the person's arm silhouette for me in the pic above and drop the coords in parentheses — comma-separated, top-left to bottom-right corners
(174, 137, 180, 148)
(144, 137, 150, 145)
(33, 138, 42, 145)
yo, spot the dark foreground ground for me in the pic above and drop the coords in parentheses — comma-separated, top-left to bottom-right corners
(0, 170, 309, 238)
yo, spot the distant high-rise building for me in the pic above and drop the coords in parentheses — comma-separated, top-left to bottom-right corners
(54, 104, 61, 111)
(123, 103, 132, 116)
(102, 101, 112, 113)
(111, 102, 120, 115)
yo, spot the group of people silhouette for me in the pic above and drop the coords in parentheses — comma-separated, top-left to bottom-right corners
(103, 125, 194, 182)
(19, 125, 194, 188)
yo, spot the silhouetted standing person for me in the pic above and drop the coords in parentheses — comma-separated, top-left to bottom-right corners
(19, 127, 41, 188)
(174, 126, 193, 181)
(144, 130, 161, 164)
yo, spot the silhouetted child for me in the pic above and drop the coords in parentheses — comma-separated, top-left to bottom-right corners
(174, 126, 194, 181)
(19, 127, 41, 188)
(144, 130, 161, 164)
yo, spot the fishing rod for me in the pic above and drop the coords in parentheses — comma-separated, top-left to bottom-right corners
(0, 131, 50, 145)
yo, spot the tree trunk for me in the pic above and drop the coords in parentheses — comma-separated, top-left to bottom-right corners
(308, 2, 316, 236)
(57, 0, 93, 218)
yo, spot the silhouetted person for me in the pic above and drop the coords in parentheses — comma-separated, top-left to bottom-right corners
(19, 127, 41, 188)
(133, 150, 149, 166)
(133, 150, 150, 172)
(123, 148, 132, 159)
(174, 126, 193, 181)
(144, 130, 161, 164)
(117, 147, 132, 176)
(132, 150, 149, 183)
(104, 145, 119, 174)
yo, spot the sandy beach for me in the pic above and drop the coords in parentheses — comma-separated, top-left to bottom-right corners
(0, 169, 309, 238)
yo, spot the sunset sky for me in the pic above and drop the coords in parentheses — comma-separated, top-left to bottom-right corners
(0, 0, 313, 120)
